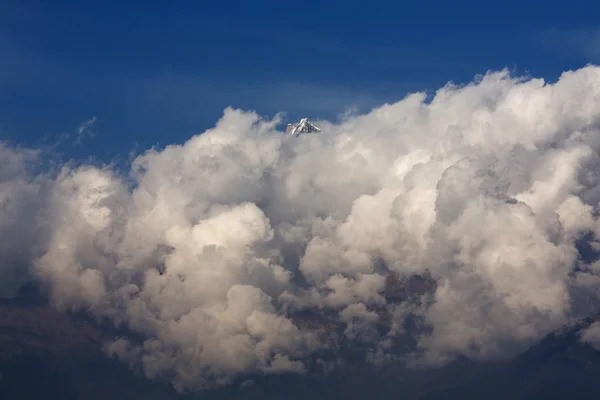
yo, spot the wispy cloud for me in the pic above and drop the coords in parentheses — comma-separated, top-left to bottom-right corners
(538, 27, 600, 62)
(38, 116, 99, 150)
(75, 116, 98, 144)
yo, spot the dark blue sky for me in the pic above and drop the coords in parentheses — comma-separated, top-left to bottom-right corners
(1, 0, 599, 161)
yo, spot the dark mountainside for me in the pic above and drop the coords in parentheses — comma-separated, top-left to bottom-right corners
(0, 283, 180, 400)
(419, 314, 600, 400)
(1, 281, 600, 400)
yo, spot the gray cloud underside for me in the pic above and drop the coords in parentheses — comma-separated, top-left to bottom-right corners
(2, 65, 600, 392)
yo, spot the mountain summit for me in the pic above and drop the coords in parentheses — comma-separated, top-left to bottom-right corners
(286, 118, 322, 136)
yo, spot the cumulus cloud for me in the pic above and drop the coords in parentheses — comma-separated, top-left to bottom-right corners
(581, 321, 600, 350)
(0, 143, 51, 296)
(2, 65, 600, 391)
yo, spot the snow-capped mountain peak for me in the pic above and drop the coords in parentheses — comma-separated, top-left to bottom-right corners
(286, 118, 322, 136)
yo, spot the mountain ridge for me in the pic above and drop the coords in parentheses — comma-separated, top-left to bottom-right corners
(2, 282, 600, 399)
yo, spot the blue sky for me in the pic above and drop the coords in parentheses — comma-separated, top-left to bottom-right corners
(1, 0, 599, 161)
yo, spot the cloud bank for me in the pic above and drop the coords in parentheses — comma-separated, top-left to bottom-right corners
(2, 65, 600, 391)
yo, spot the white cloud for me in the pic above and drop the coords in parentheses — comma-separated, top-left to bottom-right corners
(0, 143, 49, 296)
(2, 65, 600, 391)
(75, 116, 98, 143)
(581, 321, 600, 350)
